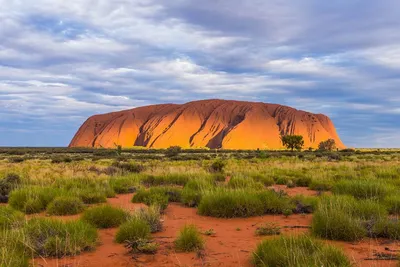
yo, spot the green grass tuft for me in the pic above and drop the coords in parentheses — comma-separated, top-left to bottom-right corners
(115, 218, 151, 244)
(174, 224, 204, 252)
(46, 196, 85, 216)
(82, 205, 130, 228)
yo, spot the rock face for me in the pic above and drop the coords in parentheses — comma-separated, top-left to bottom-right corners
(69, 99, 345, 149)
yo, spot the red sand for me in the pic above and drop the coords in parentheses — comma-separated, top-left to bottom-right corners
(31, 191, 399, 267)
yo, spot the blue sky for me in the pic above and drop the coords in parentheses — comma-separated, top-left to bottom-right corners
(1, 0, 400, 147)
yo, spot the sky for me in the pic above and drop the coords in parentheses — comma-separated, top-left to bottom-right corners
(1, 0, 400, 148)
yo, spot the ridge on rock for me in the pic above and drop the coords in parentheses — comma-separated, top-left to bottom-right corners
(69, 99, 345, 149)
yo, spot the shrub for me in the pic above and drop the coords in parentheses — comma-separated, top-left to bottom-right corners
(371, 218, 400, 240)
(51, 156, 72, 163)
(9, 187, 59, 214)
(209, 159, 226, 173)
(0, 206, 24, 229)
(281, 135, 304, 151)
(110, 176, 139, 194)
(46, 196, 85, 216)
(115, 218, 151, 245)
(333, 180, 394, 200)
(23, 218, 97, 257)
(142, 174, 189, 187)
(291, 195, 319, 214)
(132, 186, 181, 210)
(75, 189, 107, 204)
(165, 146, 182, 157)
(181, 188, 202, 207)
(112, 162, 145, 173)
(174, 224, 204, 252)
(198, 190, 264, 218)
(318, 139, 336, 151)
(255, 223, 281, 236)
(252, 235, 351, 267)
(82, 205, 130, 228)
(312, 209, 366, 241)
(133, 205, 162, 233)
(256, 190, 294, 214)
(0, 173, 21, 203)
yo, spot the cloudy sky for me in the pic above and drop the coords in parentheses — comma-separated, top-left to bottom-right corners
(1, 0, 400, 147)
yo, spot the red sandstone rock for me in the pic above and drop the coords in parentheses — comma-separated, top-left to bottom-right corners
(69, 99, 345, 149)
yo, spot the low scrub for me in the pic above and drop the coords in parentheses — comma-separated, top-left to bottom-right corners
(0, 173, 21, 203)
(384, 195, 400, 214)
(141, 174, 189, 187)
(9, 187, 59, 214)
(333, 180, 395, 200)
(133, 205, 163, 233)
(46, 196, 85, 216)
(371, 218, 400, 240)
(110, 176, 140, 194)
(252, 235, 351, 267)
(115, 218, 151, 245)
(174, 224, 204, 252)
(82, 205, 130, 228)
(0, 206, 24, 229)
(23, 218, 97, 257)
(227, 176, 264, 190)
(311, 195, 386, 241)
(198, 189, 292, 218)
(132, 186, 182, 211)
(255, 222, 281, 236)
(0, 230, 28, 267)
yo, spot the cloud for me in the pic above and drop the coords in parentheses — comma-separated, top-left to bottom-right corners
(1, 0, 400, 147)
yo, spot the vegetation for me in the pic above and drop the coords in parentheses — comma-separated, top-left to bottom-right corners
(318, 139, 337, 151)
(174, 224, 204, 252)
(252, 235, 351, 267)
(0, 206, 24, 229)
(255, 222, 281, 236)
(281, 135, 304, 151)
(46, 196, 85, 216)
(82, 205, 130, 228)
(115, 218, 151, 245)
(133, 205, 163, 233)
(23, 217, 97, 257)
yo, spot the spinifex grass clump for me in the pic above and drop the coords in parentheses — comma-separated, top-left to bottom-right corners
(110, 175, 141, 194)
(82, 205, 130, 228)
(0, 206, 24, 229)
(115, 218, 151, 244)
(46, 196, 85, 216)
(311, 195, 387, 241)
(227, 176, 264, 190)
(141, 173, 190, 186)
(0, 229, 28, 267)
(9, 187, 59, 214)
(133, 205, 163, 233)
(132, 186, 182, 211)
(0, 173, 21, 203)
(333, 179, 395, 200)
(252, 235, 351, 267)
(174, 224, 204, 252)
(23, 217, 98, 257)
(384, 195, 400, 214)
(181, 179, 214, 207)
(198, 189, 292, 218)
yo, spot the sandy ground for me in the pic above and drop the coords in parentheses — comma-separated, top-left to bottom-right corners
(31, 190, 399, 267)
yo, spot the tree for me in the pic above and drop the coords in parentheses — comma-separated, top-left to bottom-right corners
(165, 146, 182, 157)
(280, 135, 304, 151)
(318, 139, 336, 151)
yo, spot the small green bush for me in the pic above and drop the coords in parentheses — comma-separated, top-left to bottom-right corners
(23, 218, 97, 257)
(0, 173, 21, 203)
(46, 196, 85, 216)
(115, 218, 150, 244)
(312, 209, 366, 241)
(132, 186, 181, 210)
(209, 159, 225, 173)
(309, 180, 333, 191)
(251, 174, 274, 187)
(133, 205, 162, 233)
(174, 224, 204, 252)
(0, 206, 24, 229)
(110, 176, 139, 194)
(82, 205, 130, 228)
(371, 219, 400, 240)
(252, 235, 351, 267)
(181, 188, 202, 207)
(255, 222, 281, 236)
(9, 187, 59, 214)
(142, 174, 189, 186)
(75, 189, 107, 204)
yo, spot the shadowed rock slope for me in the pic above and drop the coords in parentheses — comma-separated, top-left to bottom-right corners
(69, 99, 345, 149)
